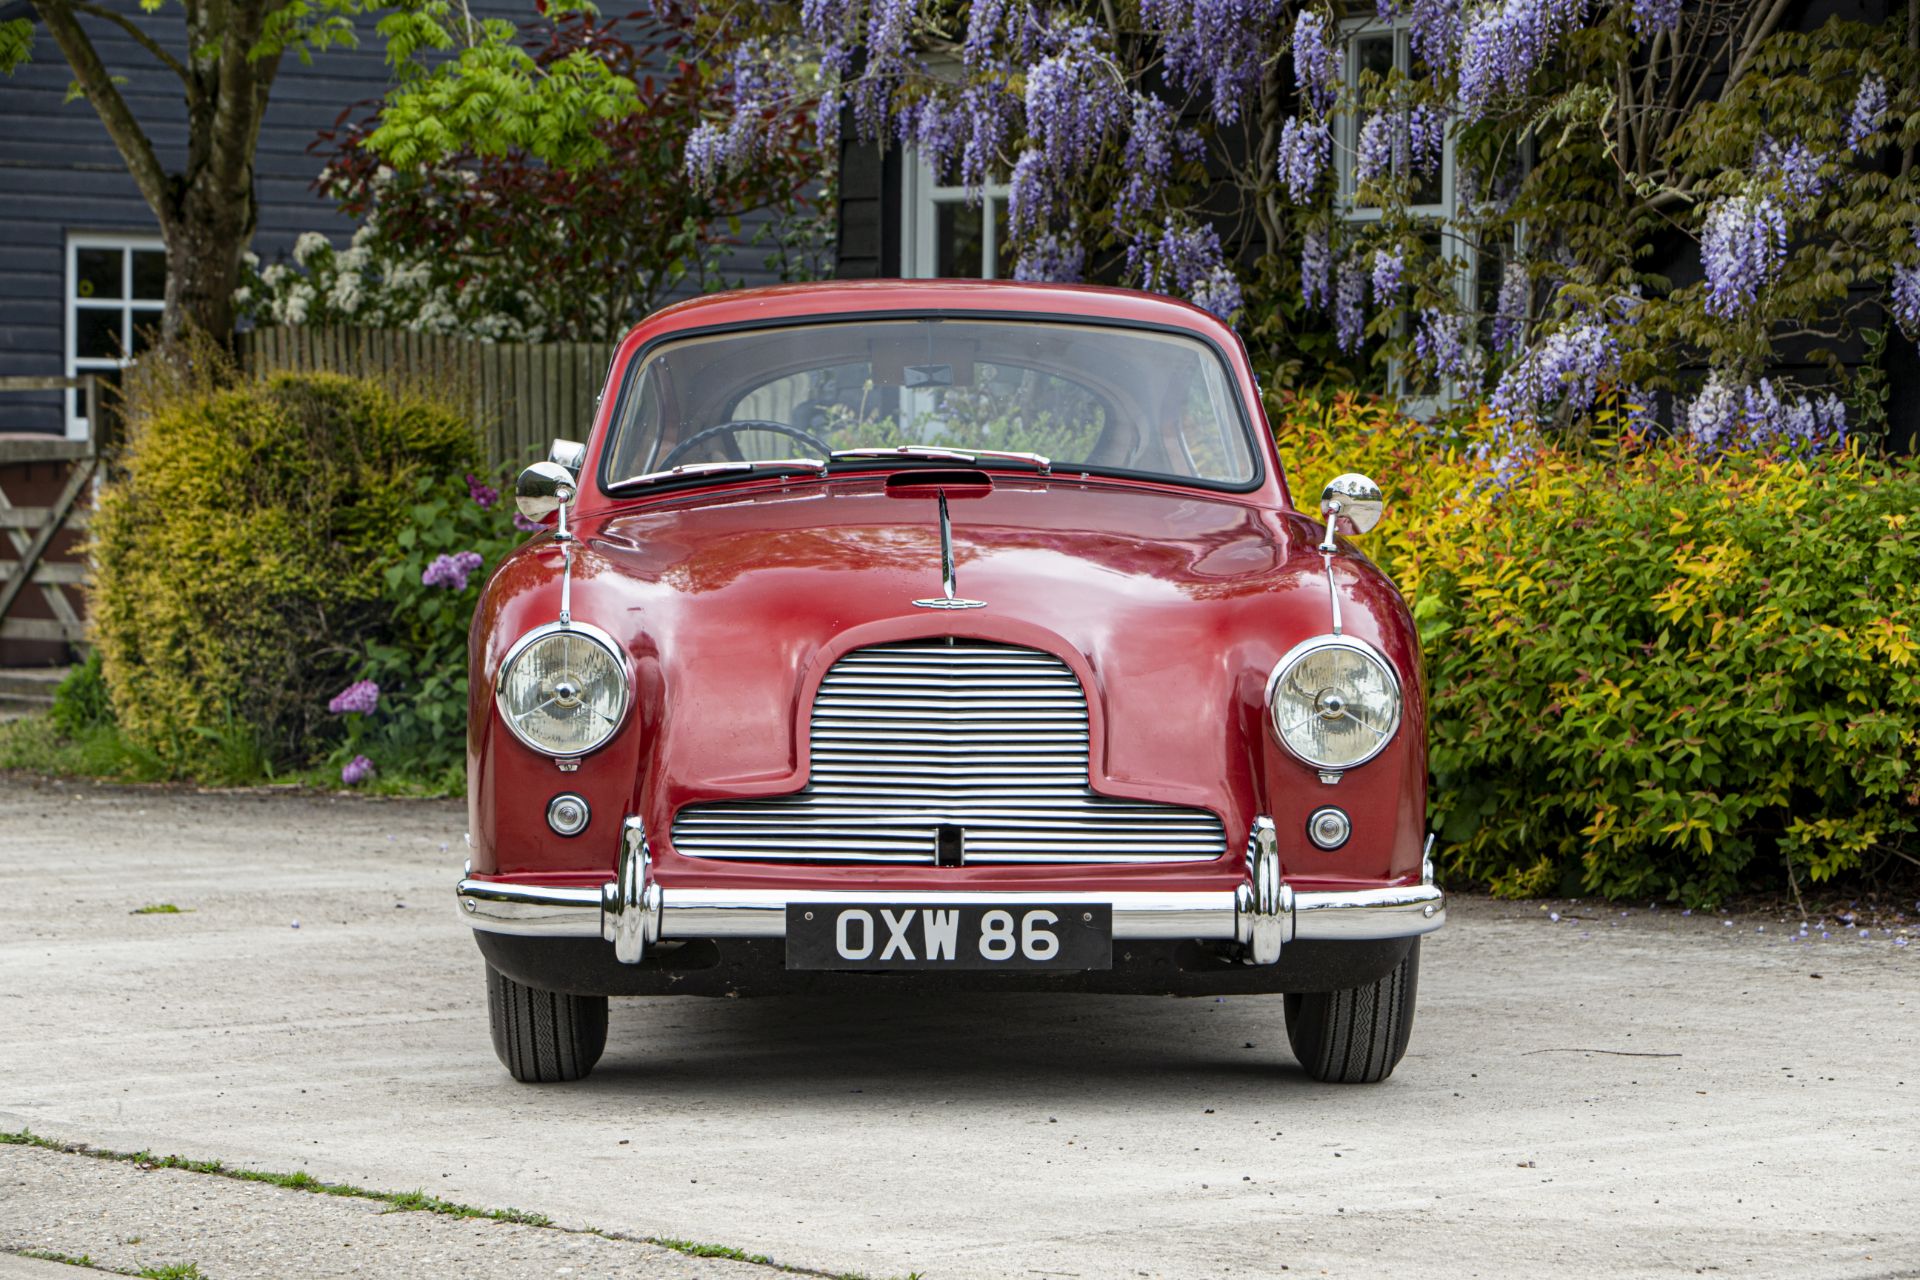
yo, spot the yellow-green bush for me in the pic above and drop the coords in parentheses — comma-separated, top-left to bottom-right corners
(93, 361, 478, 769)
(1273, 393, 1920, 905)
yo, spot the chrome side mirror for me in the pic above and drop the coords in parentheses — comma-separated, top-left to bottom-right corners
(549, 438, 587, 477)
(517, 460, 578, 540)
(1318, 473, 1384, 552)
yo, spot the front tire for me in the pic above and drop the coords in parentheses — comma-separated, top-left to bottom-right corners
(1284, 940, 1420, 1083)
(486, 965, 608, 1083)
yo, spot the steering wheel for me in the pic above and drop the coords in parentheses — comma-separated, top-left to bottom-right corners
(656, 419, 834, 471)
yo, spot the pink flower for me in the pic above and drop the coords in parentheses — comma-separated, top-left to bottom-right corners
(341, 755, 374, 786)
(422, 550, 485, 590)
(327, 679, 380, 715)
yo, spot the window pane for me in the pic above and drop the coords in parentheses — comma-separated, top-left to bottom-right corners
(75, 307, 123, 359)
(77, 247, 121, 301)
(131, 250, 166, 300)
(129, 308, 163, 356)
(1412, 149, 1444, 207)
(935, 201, 985, 278)
(990, 198, 1011, 279)
(1356, 34, 1394, 81)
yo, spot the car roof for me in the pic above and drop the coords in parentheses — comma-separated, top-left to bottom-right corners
(631, 279, 1241, 343)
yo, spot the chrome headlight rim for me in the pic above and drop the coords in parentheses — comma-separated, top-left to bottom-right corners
(1264, 634, 1403, 771)
(493, 620, 632, 759)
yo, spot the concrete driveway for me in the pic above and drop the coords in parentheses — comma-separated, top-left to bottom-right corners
(1, 777, 1915, 1279)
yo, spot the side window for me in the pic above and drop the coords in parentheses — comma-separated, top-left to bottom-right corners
(68, 236, 166, 436)
(901, 155, 1013, 280)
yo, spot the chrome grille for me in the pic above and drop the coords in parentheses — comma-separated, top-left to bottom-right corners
(671, 640, 1228, 864)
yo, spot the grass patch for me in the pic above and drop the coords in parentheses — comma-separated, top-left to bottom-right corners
(1, 1129, 546, 1226)
(0, 712, 458, 797)
(5, 1128, 925, 1279)
(137, 1266, 204, 1280)
(129, 904, 186, 915)
(18, 1250, 96, 1267)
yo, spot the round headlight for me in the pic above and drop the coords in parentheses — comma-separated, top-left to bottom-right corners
(495, 624, 630, 758)
(1266, 636, 1402, 770)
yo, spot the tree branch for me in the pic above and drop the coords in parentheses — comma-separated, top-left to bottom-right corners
(67, 0, 197, 98)
(29, 0, 175, 227)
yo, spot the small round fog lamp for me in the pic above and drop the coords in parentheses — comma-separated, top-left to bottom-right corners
(547, 793, 591, 837)
(1307, 806, 1351, 851)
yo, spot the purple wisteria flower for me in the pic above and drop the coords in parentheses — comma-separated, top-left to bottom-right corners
(1292, 10, 1338, 116)
(1629, 0, 1681, 35)
(1701, 191, 1786, 317)
(1024, 22, 1126, 177)
(465, 473, 498, 509)
(341, 755, 374, 786)
(327, 680, 380, 716)
(422, 550, 485, 591)
(1754, 135, 1824, 206)
(1008, 148, 1053, 236)
(1846, 76, 1887, 152)
(1458, 0, 1587, 118)
(1371, 244, 1404, 299)
(1408, 104, 1446, 174)
(1141, 0, 1285, 124)
(958, 83, 1015, 191)
(1357, 115, 1394, 182)
(1335, 259, 1368, 352)
(1301, 226, 1332, 311)
(1489, 313, 1621, 426)
(1117, 95, 1178, 225)
(1493, 261, 1529, 354)
(1414, 309, 1479, 382)
(1277, 116, 1331, 202)
(1892, 262, 1920, 338)
(1407, 0, 1464, 71)
(800, 0, 853, 40)
(963, 0, 1006, 66)
(865, 0, 915, 62)
(1683, 374, 1847, 454)
(683, 121, 726, 189)
(1012, 231, 1086, 283)
(1128, 220, 1243, 321)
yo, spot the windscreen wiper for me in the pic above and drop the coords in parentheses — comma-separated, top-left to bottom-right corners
(827, 446, 1052, 474)
(606, 458, 828, 491)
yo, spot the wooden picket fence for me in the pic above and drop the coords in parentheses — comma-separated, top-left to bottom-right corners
(238, 327, 620, 469)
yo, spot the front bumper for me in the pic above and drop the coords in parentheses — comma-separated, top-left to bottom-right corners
(457, 817, 1445, 966)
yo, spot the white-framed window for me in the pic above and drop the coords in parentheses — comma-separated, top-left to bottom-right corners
(1334, 19, 1456, 224)
(901, 154, 1014, 279)
(66, 234, 166, 438)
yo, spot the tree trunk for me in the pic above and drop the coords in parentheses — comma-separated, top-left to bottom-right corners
(163, 164, 257, 347)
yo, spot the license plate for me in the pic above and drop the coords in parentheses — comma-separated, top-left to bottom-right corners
(785, 903, 1114, 971)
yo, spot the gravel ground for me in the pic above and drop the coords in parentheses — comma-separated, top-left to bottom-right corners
(1, 775, 1917, 1280)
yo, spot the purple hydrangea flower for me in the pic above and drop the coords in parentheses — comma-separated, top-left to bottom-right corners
(1371, 244, 1404, 299)
(1301, 226, 1332, 311)
(422, 550, 485, 591)
(1492, 260, 1529, 354)
(1012, 231, 1086, 283)
(1335, 258, 1368, 353)
(1489, 313, 1621, 426)
(1629, 0, 1681, 35)
(1292, 10, 1338, 117)
(1276, 116, 1331, 202)
(1846, 76, 1887, 152)
(341, 755, 374, 786)
(1701, 191, 1786, 317)
(466, 473, 498, 509)
(327, 680, 380, 716)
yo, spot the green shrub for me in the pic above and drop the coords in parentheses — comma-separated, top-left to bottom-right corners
(49, 651, 111, 734)
(93, 355, 480, 772)
(1276, 394, 1920, 905)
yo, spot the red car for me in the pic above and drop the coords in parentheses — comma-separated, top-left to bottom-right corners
(457, 280, 1443, 1083)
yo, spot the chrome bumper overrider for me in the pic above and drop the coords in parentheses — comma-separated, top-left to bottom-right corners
(456, 817, 1445, 966)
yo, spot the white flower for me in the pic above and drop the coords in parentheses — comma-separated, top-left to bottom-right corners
(283, 282, 313, 326)
(231, 285, 253, 307)
(242, 251, 260, 269)
(327, 271, 362, 315)
(260, 263, 289, 287)
(293, 231, 331, 267)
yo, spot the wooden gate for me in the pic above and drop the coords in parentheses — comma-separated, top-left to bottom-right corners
(0, 376, 99, 658)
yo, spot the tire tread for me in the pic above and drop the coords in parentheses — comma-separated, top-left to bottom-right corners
(486, 965, 608, 1083)
(1285, 940, 1420, 1084)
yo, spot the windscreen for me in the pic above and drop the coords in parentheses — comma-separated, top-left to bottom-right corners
(601, 318, 1259, 488)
